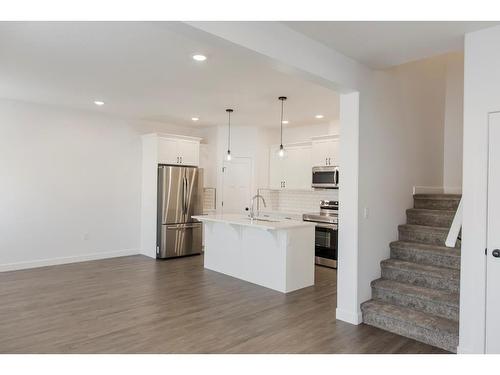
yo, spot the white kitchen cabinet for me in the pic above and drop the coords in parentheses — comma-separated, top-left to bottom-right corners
(176, 139, 199, 166)
(311, 135, 339, 167)
(269, 143, 312, 190)
(157, 136, 200, 166)
(157, 137, 179, 165)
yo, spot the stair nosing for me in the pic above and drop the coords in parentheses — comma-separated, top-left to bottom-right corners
(381, 258, 460, 279)
(361, 299, 459, 335)
(390, 241, 461, 256)
(406, 208, 456, 215)
(413, 194, 461, 200)
(398, 223, 451, 232)
(371, 278, 459, 307)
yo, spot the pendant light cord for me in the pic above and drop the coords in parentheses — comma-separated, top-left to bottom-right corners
(280, 99, 283, 145)
(279, 96, 287, 146)
(226, 108, 233, 153)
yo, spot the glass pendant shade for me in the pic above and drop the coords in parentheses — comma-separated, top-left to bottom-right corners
(278, 144, 285, 158)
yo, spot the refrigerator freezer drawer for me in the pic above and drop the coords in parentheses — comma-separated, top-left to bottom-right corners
(157, 223, 202, 259)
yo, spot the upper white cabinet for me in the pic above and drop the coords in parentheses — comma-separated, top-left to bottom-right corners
(269, 143, 312, 190)
(157, 135, 200, 166)
(311, 135, 340, 167)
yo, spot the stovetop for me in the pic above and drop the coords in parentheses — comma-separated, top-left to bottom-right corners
(302, 200, 339, 224)
(302, 210, 338, 224)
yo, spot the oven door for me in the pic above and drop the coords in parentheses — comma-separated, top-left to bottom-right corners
(314, 222, 338, 268)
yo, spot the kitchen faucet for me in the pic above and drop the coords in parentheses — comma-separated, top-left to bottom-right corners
(249, 194, 267, 220)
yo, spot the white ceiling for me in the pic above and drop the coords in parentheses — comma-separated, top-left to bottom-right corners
(0, 22, 339, 128)
(285, 21, 499, 69)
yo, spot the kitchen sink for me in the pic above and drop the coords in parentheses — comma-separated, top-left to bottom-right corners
(246, 217, 281, 223)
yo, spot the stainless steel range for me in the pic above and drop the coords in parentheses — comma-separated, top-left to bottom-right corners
(303, 200, 338, 268)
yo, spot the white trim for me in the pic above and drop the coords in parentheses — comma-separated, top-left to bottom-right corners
(457, 345, 479, 354)
(270, 140, 312, 148)
(336, 307, 363, 325)
(446, 198, 463, 247)
(443, 186, 463, 194)
(413, 186, 462, 195)
(153, 132, 202, 142)
(310, 134, 340, 141)
(0, 249, 139, 273)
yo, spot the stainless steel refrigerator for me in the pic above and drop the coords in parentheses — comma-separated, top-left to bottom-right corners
(156, 165, 203, 259)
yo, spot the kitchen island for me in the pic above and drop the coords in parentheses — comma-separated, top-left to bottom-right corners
(192, 214, 315, 293)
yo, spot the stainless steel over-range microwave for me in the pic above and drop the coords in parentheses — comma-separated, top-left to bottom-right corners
(312, 166, 339, 189)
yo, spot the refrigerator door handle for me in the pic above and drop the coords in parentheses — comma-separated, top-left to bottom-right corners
(183, 176, 188, 215)
(165, 223, 201, 229)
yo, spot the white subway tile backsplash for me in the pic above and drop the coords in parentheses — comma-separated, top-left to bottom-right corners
(258, 188, 338, 213)
(203, 188, 216, 211)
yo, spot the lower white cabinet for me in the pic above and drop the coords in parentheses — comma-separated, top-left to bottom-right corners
(269, 144, 312, 190)
(158, 136, 200, 166)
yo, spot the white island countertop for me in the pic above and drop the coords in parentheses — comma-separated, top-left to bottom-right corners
(195, 213, 315, 293)
(192, 214, 315, 231)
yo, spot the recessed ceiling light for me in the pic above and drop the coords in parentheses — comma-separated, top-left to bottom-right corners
(282, 120, 289, 124)
(191, 117, 199, 121)
(94, 100, 104, 106)
(192, 54, 207, 62)
(315, 114, 324, 119)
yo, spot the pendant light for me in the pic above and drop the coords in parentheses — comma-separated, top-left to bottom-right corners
(226, 108, 233, 161)
(278, 96, 287, 158)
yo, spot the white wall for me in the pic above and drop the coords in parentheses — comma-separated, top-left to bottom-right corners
(443, 53, 464, 190)
(281, 120, 340, 144)
(0, 99, 203, 271)
(459, 25, 500, 354)
(200, 124, 277, 211)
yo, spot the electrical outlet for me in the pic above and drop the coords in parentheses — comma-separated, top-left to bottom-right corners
(363, 207, 369, 219)
(82, 232, 90, 241)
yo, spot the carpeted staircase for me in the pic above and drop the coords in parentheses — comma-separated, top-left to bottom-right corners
(361, 194, 461, 353)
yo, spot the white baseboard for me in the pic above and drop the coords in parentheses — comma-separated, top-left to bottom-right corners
(336, 307, 363, 325)
(413, 186, 462, 195)
(0, 249, 139, 273)
(457, 345, 481, 354)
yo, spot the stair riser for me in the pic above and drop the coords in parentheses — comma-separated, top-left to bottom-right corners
(390, 247, 460, 270)
(362, 310, 458, 353)
(414, 199, 460, 211)
(406, 211, 455, 228)
(398, 227, 459, 248)
(381, 267, 460, 293)
(372, 287, 459, 321)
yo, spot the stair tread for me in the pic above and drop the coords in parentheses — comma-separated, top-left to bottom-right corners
(361, 299, 459, 336)
(371, 278, 459, 307)
(381, 258, 460, 280)
(413, 194, 461, 200)
(406, 208, 456, 215)
(399, 224, 450, 232)
(390, 241, 461, 257)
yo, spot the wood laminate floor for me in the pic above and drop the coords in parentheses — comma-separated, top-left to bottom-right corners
(0, 255, 448, 353)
